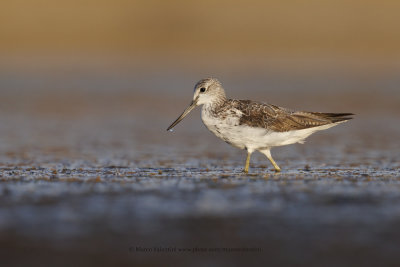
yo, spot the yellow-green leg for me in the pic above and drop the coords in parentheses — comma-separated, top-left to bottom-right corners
(269, 157, 281, 172)
(260, 149, 281, 172)
(244, 152, 251, 173)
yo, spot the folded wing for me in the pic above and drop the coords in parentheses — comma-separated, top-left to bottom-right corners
(233, 100, 353, 132)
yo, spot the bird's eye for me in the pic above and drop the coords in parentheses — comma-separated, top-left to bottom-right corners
(200, 87, 206, 93)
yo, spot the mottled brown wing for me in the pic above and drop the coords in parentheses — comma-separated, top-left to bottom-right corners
(233, 100, 353, 132)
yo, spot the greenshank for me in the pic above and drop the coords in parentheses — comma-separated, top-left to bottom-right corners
(167, 78, 353, 173)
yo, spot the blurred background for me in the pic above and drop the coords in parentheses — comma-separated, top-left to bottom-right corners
(1, 1, 400, 266)
(1, 0, 400, 117)
(1, 0, 399, 164)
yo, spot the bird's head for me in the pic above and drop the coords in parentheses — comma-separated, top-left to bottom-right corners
(167, 78, 226, 131)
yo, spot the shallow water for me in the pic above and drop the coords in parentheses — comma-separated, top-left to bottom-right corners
(0, 70, 400, 266)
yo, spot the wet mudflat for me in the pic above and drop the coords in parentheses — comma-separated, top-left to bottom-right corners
(0, 114, 399, 267)
(0, 71, 399, 266)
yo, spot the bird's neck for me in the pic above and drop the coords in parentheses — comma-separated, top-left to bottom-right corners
(213, 94, 227, 106)
(203, 95, 227, 114)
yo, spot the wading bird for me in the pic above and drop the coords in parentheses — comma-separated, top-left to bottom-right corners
(167, 78, 353, 173)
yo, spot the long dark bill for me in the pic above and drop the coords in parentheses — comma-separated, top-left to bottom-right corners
(166, 98, 198, 131)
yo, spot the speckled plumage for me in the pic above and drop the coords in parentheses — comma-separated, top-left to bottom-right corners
(211, 99, 353, 132)
(167, 78, 353, 172)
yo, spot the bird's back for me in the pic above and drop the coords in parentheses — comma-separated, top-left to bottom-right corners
(229, 99, 353, 132)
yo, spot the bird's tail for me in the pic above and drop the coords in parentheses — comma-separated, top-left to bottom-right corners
(309, 112, 354, 123)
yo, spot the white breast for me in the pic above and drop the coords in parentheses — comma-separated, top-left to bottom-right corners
(201, 105, 250, 150)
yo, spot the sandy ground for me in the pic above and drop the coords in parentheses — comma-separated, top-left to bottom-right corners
(0, 69, 399, 266)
